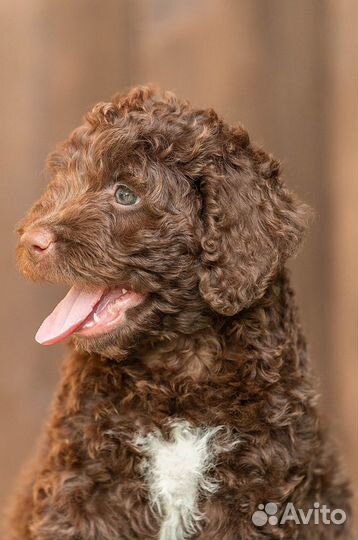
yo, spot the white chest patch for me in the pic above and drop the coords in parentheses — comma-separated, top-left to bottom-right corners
(136, 422, 239, 540)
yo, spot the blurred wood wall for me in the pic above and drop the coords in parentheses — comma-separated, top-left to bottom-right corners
(0, 0, 356, 530)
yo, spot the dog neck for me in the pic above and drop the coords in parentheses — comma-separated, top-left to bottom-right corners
(131, 269, 299, 384)
(136, 328, 225, 382)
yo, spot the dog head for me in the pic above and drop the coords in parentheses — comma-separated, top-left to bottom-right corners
(17, 86, 308, 357)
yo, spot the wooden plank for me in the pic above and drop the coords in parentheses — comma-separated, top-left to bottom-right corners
(325, 0, 358, 520)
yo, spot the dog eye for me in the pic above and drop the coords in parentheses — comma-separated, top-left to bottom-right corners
(114, 184, 139, 206)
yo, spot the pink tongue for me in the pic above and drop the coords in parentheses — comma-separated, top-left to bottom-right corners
(35, 286, 105, 346)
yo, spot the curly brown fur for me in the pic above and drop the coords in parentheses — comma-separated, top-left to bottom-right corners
(7, 85, 351, 540)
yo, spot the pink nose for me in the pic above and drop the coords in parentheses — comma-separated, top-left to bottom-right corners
(21, 229, 56, 254)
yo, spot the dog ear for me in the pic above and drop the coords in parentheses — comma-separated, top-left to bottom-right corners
(198, 127, 309, 315)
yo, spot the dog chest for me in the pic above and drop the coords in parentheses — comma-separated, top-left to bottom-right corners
(136, 421, 239, 540)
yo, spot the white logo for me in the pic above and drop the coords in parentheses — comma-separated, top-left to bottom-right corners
(252, 502, 347, 527)
(252, 503, 278, 526)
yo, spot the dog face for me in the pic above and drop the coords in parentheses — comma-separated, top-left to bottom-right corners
(17, 86, 307, 358)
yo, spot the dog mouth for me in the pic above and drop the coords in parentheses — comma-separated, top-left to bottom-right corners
(35, 285, 144, 346)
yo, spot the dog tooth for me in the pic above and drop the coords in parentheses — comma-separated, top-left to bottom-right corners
(108, 304, 118, 315)
(93, 313, 101, 323)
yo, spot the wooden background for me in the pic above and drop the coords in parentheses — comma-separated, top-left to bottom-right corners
(0, 0, 357, 530)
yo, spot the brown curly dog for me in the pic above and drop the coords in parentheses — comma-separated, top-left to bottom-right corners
(8, 86, 351, 540)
